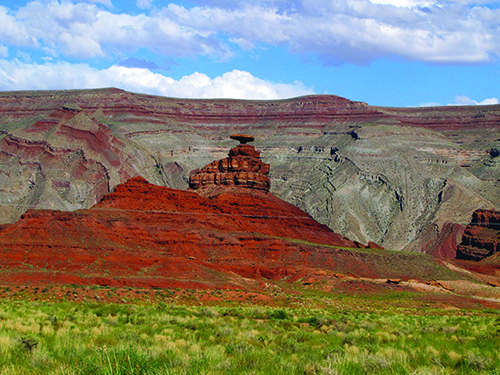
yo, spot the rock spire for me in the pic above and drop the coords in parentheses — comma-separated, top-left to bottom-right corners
(189, 134, 270, 191)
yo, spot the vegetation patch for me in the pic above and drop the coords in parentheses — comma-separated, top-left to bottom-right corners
(0, 299, 499, 374)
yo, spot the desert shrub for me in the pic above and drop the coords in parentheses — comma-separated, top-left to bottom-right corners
(271, 309, 288, 320)
(16, 334, 38, 352)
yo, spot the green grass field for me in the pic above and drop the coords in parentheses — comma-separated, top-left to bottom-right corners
(0, 297, 499, 375)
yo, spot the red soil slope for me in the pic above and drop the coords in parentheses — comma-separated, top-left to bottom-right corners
(427, 222, 465, 258)
(0, 176, 360, 289)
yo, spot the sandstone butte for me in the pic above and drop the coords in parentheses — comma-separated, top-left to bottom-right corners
(456, 209, 500, 261)
(0, 137, 398, 289)
(189, 134, 270, 192)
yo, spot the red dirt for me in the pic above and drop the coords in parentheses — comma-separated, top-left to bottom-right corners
(428, 222, 465, 258)
(0, 175, 359, 289)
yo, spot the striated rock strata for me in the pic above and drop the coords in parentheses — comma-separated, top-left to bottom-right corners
(1, 88, 500, 253)
(427, 222, 465, 258)
(456, 209, 500, 261)
(0, 139, 419, 289)
(189, 136, 270, 192)
(0, 175, 361, 288)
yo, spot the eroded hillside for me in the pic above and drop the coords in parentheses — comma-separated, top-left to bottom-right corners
(1, 88, 499, 252)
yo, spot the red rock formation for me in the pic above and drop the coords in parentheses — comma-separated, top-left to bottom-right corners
(367, 241, 384, 250)
(0, 175, 361, 288)
(456, 209, 500, 261)
(0, 90, 387, 129)
(189, 138, 271, 192)
(230, 134, 255, 144)
(378, 106, 500, 131)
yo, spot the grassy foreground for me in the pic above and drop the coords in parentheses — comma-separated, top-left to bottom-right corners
(0, 299, 499, 375)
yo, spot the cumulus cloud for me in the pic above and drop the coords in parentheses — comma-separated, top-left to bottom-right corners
(0, 0, 498, 65)
(0, 60, 313, 99)
(81, 0, 113, 6)
(368, 0, 436, 7)
(7, 1, 232, 59)
(0, 6, 36, 47)
(454, 95, 499, 106)
(418, 102, 442, 107)
(419, 96, 499, 107)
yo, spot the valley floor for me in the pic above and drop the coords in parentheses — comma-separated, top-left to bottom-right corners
(0, 284, 499, 375)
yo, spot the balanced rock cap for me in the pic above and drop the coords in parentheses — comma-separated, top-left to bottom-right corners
(230, 134, 255, 144)
(189, 133, 270, 192)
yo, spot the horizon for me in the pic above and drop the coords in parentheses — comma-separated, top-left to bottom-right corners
(0, 0, 498, 107)
(2, 86, 500, 109)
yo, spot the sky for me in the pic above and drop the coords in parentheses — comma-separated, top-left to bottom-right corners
(0, 0, 499, 107)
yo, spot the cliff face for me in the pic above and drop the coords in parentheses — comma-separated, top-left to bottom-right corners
(0, 88, 499, 253)
(0, 133, 109, 223)
(456, 209, 500, 261)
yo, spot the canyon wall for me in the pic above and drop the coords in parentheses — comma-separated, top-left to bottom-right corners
(0, 88, 499, 252)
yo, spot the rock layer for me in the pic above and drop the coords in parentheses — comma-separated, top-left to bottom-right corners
(456, 209, 500, 261)
(1, 88, 499, 253)
(0, 175, 362, 288)
(189, 143, 270, 192)
(0, 173, 459, 289)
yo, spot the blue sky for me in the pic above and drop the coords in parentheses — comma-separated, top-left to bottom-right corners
(0, 0, 498, 107)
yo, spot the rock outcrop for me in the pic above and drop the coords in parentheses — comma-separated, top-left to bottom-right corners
(189, 135, 270, 192)
(456, 209, 500, 261)
(0, 173, 458, 289)
(1, 88, 500, 254)
(0, 174, 360, 288)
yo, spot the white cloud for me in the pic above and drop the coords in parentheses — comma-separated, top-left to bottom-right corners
(454, 95, 499, 106)
(0, 6, 36, 47)
(153, 1, 500, 64)
(136, 0, 153, 9)
(229, 37, 254, 50)
(8, 1, 231, 59)
(0, 60, 313, 99)
(418, 102, 442, 107)
(0, 0, 499, 64)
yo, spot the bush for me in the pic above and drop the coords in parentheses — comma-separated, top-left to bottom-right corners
(271, 309, 288, 320)
(17, 335, 38, 352)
